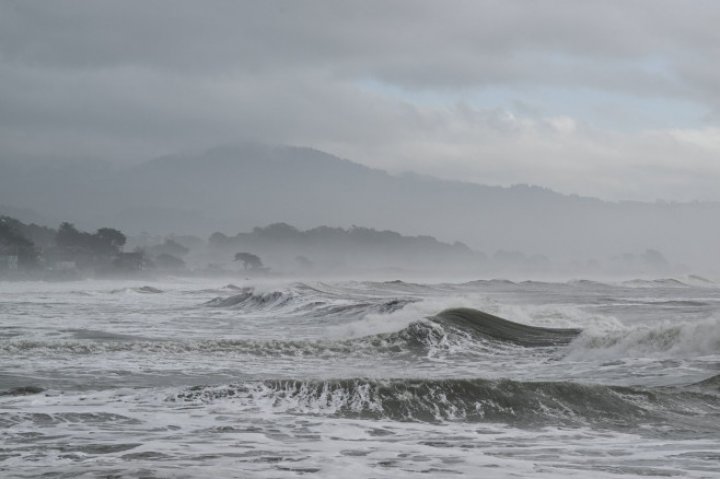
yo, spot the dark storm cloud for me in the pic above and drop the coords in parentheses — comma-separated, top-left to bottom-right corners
(2, 1, 717, 90)
(1, 0, 720, 200)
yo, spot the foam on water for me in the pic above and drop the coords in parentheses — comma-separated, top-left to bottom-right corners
(566, 315, 720, 360)
(2, 277, 720, 477)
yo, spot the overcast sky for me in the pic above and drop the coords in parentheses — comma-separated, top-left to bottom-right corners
(2, 0, 720, 201)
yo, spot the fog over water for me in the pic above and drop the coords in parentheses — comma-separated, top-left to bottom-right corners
(2, 2, 720, 478)
(3, 143, 720, 275)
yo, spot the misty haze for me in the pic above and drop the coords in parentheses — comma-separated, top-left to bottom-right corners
(2, 2, 720, 478)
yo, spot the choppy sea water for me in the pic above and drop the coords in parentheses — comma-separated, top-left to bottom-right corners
(1, 277, 720, 478)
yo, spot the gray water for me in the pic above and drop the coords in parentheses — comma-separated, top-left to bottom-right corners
(1, 277, 720, 478)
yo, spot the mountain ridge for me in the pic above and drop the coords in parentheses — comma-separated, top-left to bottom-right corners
(1, 143, 719, 268)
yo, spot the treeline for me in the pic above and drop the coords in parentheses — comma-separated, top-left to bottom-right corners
(208, 222, 478, 272)
(207, 223, 674, 275)
(1, 216, 124, 274)
(210, 223, 473, 253)
(0, 216, 183, 277)
(0, 216, 56, 268)
(1, 215, 676, 278)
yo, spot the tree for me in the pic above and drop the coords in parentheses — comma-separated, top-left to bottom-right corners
(0, 216, 39, 267)
(150, 238, 189, 258)
(94, 228, 126, 254)
(112, 249, 152, 272)
(154, 253, 185, 271)
(56, 223, 126, 255)
(208, 232, 230, 248)
(234, 252, 263, 270)
(253, 223, 300, 239)
(55, 222, 85, 250)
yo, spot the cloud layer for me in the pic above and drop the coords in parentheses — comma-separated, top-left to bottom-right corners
(2, 0, 720, 201)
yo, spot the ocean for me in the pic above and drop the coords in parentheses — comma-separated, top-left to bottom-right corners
(1, 277, 719, 478)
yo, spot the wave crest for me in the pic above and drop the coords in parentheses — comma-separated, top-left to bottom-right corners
(1, 307, 583, 357)
(204, 285, 414, 318)
(565, 316, 720, 359)
(170, 377, 720, 429)
(432, 308, 582, 347)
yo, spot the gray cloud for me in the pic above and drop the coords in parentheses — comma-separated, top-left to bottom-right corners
(2, 0, 720, 200)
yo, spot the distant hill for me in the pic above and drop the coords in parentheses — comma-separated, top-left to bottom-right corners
(2, 143, 720, 269)
(209, 222, 477, 273)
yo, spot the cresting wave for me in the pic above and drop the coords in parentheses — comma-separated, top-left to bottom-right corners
(204, 286, 415, 318)
(171, 377, 720, 429)
(566, 315, 720, 359)
(0, 308, 581, 357)
(109, 286, 164, 294)
(693, 373, 720, 391)
(432, 308, 582, 347)
(6, 309, 718, 363)
(205, 288, 298, 309)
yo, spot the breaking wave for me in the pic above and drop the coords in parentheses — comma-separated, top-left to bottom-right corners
(0, 307, 579, 357)
(622, 278, 689, 288)
(692, 373, 720, 391)
(204, 285, 415, 318)
(565, 316, 720, 359)
(170, 377, 720, 429)
(432, 308, 581, 347)
(110, 286, 164, 294)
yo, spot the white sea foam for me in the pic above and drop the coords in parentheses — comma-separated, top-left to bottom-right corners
(325, 295, 492, 339)
(566, 315, 720, 360)
(3, 278, 720, 478)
